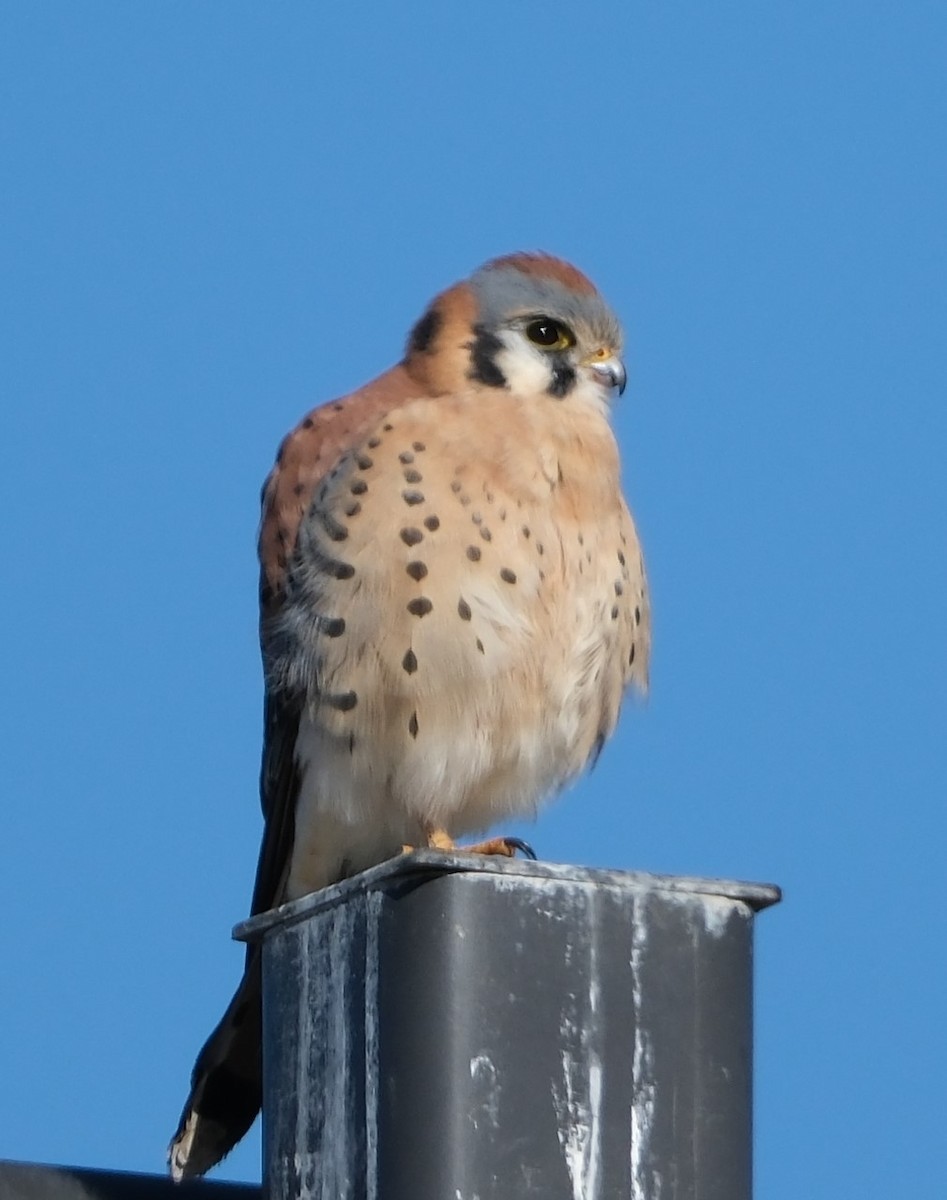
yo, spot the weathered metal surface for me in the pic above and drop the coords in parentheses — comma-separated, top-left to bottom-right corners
(0, 1161, 258, 1199)
(237, 854, 779, 1200)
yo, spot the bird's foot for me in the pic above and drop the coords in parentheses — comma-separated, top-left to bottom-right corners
(402, 828, 536, 860)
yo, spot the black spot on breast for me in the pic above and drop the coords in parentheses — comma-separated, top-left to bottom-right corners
(323, 617, 346, 637)
(401, 527, 424, 546)
(327, 691, 358, 712)
(356, 453, 373, 470)
(408, 711, 419, 738)
(548, 363, 576, 398)
(468, 324, 507, 388)
(424, 515, 440, 531)
(322, 515, 349, 542)
(345, 501, 361, 517)
(500, 567, 517, 584)
(451, 480, 463, 494)
(331, 561, 356, 580)
(406, 561, 428, 581)
(480, 527, 492, 542)
(412, 441, 426, 452)
(614, 581, 624, 596)
(475, 637, 485, 654)
(293, 482, 305, 496)
(629, 644, 636, 665)
(349, 733, 356, 754)
(383, 422, 393, 432)
(404, 468, 423, 484)
(399, 451, 414, 464)
(618, 550, 626, 566)
(351, 479, 368, 495)
(466, 545, 481, 562)
(408, 307, 443, 355)
(458, 598, 472, 621)
(407, 597, 433, 617)
(611, 605, 620, 620)
(634, 606, 641, 625)
(402, 649, 418, 675)
(403, 490, 425, 506)
(367, 436, 382, 449)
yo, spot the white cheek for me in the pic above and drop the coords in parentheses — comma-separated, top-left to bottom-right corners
(494, 340, 552, 395)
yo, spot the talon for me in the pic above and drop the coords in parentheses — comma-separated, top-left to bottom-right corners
(502, 836, 537, 860)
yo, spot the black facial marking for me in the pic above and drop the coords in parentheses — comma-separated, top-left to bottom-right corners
(406, 561, 428, 581)
(401, 527, 424, 546)
(548, 362, 577, 398)
(407, 597, 433, 617)
(408, 307, 443, 355)
(402, 649, 418, 675)
(468, 324, 507, 388)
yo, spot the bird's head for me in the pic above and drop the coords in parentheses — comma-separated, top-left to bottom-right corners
(404, 252, 625, 412)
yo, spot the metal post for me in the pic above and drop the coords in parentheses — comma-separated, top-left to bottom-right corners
(235, 852, 780, 1200)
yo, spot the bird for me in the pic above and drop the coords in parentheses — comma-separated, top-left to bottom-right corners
(168, 251, 650, 1179)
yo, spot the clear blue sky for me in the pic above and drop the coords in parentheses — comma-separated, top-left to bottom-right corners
(2, 4, 944, 1196)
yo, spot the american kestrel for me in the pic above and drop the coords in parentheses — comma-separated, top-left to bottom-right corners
(169, 252, 650, 1179)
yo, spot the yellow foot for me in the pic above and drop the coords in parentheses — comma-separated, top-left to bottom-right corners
(402, 828, 536, 860)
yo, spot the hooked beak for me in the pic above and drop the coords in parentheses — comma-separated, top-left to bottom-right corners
(586, 353, 627, 396)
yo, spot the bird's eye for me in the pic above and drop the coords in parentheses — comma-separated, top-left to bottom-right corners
(525, 318, 575, 351)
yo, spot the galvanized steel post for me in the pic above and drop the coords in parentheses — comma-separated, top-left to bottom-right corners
(235, 851, 779, 1200)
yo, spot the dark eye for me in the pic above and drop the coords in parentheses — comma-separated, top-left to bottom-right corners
(525, 318, 575, 351)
